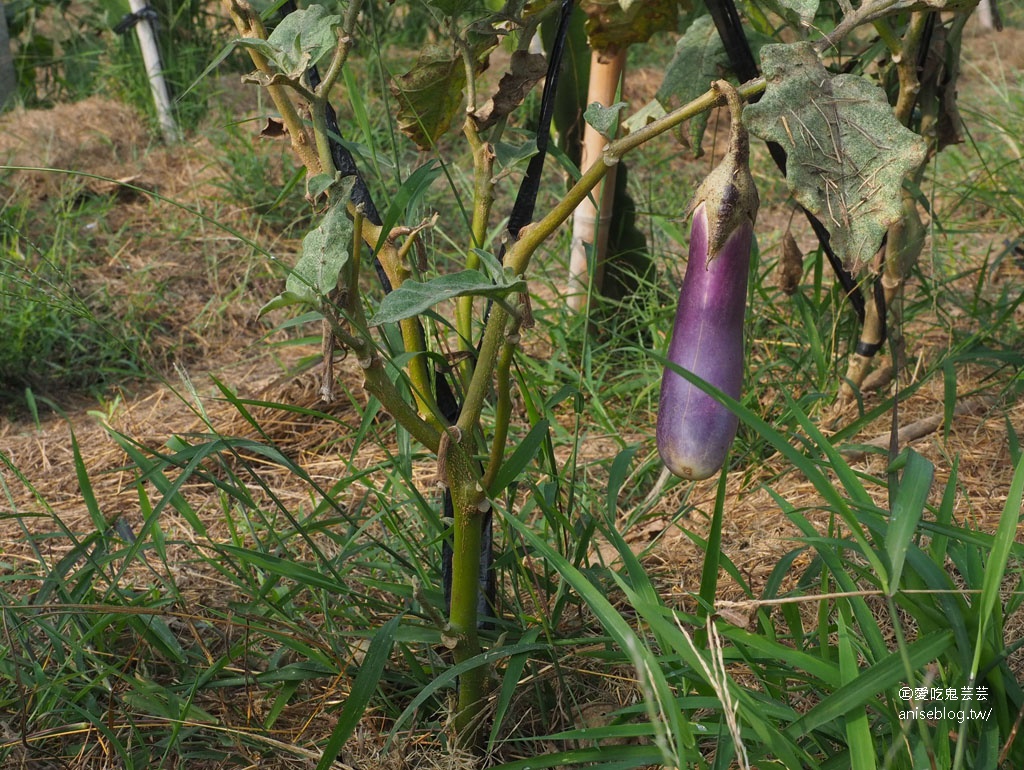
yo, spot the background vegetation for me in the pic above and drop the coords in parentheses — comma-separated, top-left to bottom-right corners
(0, 1, 1023, 768)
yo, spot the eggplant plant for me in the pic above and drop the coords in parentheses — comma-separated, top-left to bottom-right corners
(218, 0, 973, 751)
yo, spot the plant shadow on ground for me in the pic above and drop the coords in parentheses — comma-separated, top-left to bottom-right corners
(0, 11, 1023, 770)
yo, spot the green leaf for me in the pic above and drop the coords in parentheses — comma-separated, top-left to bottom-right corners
(388, 642, 549, 739)
(306, 172, 336, 202)
(374, 162, 443, 254)
(367, 270, 526, 326)
(742, 42, 928, 267)
(500, 510, 696, 762)
(837, 603, 878, 770)
(267, 4, 342, 77)
(718, 625, 841, 688)
(787, 631, 953, 737)
(606, 445, 638, 519)
(775, 0, 819, 25)
(128, 614, 187, 665)
(290, 197, 351, 300)
(488, 627, 541, 752)
(424, 0, 485, 16)
(258, 290, 309, 317)
(886, 449, 934, 595)
(71, 428, 106, 532)
(584, 101, 628, 139)
(494, 138, 540, 172)
(218, 545, 347, 595)
(970, 454, 1024, 680)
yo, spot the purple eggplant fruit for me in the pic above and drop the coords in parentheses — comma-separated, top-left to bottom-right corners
(657, 81, 759, 480)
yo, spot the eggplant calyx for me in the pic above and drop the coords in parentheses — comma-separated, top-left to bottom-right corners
(688, 79, 760, 264)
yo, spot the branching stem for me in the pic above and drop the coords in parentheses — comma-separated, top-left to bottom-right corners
(223, 0, 320, 173)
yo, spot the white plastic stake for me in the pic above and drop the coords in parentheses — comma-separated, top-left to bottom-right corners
(128, 0, 180, 142)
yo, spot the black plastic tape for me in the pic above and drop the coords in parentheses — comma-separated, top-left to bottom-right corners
(505, 0, 575, 241)
(855, 340, 883, 357)
(113, 7, 158, 35)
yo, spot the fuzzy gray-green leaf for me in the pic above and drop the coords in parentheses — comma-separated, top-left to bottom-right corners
(368, 270, 526, 326)
(267, 4, 342, 78)
(742, 42, 928, 267)
(584, 101, 628, 139)
(776, 0, 819, 25)
(657, 16, 729, 154)
(283, 196, 353, 305)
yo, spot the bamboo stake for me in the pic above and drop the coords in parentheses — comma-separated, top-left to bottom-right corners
(128, 0, 180, 143)
(567, 47, 626, 312)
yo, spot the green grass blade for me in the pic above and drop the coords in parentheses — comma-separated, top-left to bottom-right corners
(698, 470, 728, 620)
(886, 449, 934, 595)
(501, 509, 695, 758)
(929, 457, 958, 565)
(490, 743, 665, 770)
(315, 614, 403, 770)
(217, 545, 346, 595)
(942, 360, 958, 441)
(788, 631, 953, 737)
(388, 642, 548, 738)
(490, 418, 551, 494)
(837, 602, 877, 770)
(112, 434, 208, 537)
(1008, 414, 1021, 466)
(372, 161, 442, 254)
(718, 626, 841, 688)
(70, 428, 107, 532)
(487, 627, 541, 752)
(965, 452, 1024, 691)
(606, 445, 639, 519)
(127, 614, 188, 665)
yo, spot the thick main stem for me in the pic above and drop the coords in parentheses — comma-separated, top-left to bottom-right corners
(445, 445, 487, 744)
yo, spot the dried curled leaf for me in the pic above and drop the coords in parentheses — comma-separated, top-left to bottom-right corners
(579, 0, 684, 55)
(391, 46, 467, 151)
(779, 229, 803, 295)
(391, 34, 496, 150)
(472, 51, 548, 132)
(742, 43, 928, 267)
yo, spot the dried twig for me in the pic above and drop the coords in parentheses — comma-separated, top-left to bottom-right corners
(842, 394, 999, 461)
